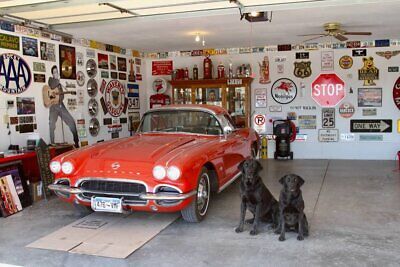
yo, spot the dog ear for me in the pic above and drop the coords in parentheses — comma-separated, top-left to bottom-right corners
(297, 175, 305, 187)
(279, 175, 287, 185)
(255, 160, 263, 172)
(238, 160, 245, 173)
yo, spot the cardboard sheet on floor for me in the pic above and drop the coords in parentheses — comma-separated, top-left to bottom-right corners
(27, 212, 179, 258)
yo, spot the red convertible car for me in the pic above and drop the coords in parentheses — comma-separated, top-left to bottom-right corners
(49, 105, 259, 222)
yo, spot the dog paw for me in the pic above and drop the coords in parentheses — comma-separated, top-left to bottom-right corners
(245, 218, 254, 224)
(235, 227, 243, 233)
(297, 235, 304, 241)
(279, 235, 285, 241)
(249, 229, 258, 236)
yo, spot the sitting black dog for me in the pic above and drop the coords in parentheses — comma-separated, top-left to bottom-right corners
(235, 159, 279, 235)
(275, 174, 309, 241)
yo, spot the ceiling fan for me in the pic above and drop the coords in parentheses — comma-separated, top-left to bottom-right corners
(298, 22, 372, 42)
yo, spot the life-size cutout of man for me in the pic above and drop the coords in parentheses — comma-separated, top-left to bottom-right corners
(46, 65, 79, 148)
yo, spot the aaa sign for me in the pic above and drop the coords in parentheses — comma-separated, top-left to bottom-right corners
(311, 73, 345, 107)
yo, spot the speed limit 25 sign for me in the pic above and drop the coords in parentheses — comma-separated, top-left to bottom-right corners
(322, 108, 335, 128)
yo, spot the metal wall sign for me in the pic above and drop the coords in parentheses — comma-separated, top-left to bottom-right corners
(393, 77, 400, 110)
(388, 66, 399, 72)
(318, 129, 339, 142)
(0, 33, 19, 50)
(271, 78, 297, 104)
(340, 133, 355, 142)
(352, 49, 367, 57)
(293, 61, 312, 78)
(0, 53, 32, 94)
(338, 102, 355, 118)
(376, 51, 400, 59)
(321, 51, 334, 71)
(298, 115, 317, 129)
(269, 105, 282, 112)
(35, 139, 54, 197)
(359, 134, 383, 141)
(296, 52, 309, 59)
(322, 108, 335, 128)
(339, 55, 353, 69)
(362, 108, 377, 116)
(358, 57, 379, 86)
(253, 114, 266, 133)
(350, 119, 392, 133)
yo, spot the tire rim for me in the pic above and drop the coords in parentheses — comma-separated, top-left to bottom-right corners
(197, 173, 210, 216)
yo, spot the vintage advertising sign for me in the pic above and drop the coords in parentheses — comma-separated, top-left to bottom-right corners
(0, 53, 32, 94)
(346, 41, 361, 48)
(338, 102, 355, 118)
(321, 51, 334, 71)
(393, 77, 400, 110)
(293, 61, 312, 78)
(0, 33, 19, 51)
(352, 49, 367, 57)
(374, 39, 390, 47)
(358, 57, 379, 86)
(318, 129, 339, 142)
(253, 114, 266, 133)
(152, 78, 167, 94)
(271, 78, 297, 104)
(340, 133, 355, 142)
(152, 60, 173, 75)
(298, 115, 317, 129)
(254, 88, 267, 108)
(358, 88, 382, 107)
(311, 73, 345, 107)
(350, 119, 392, 133)
(339, 55, 353, 69)
(376, 51, 400, 60)
(259, 56, 270, 84)
(322, 108, 335, 128)
(101, 80, 128, 117)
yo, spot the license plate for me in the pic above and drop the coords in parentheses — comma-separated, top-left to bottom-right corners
(91, 196, 123, 213)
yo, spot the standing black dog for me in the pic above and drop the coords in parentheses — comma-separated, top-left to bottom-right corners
(235, 159, 279, 235)
(275, 174, 309, 241)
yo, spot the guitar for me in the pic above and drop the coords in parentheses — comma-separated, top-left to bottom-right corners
(42, 85, 77, 108)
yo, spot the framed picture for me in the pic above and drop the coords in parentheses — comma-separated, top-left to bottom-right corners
(206, 88, 221, 102)
(98, 53, 109, 69)
(117, 57, 127, 72)
(59, 45, 76, 79)
(358, 88, 382, 107)
(110, 55, 117, 70)
(17, 97, 36, 115)
(22, 37, 38, 57)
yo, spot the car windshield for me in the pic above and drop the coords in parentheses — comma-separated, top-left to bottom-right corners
(139, 110, 222, 135)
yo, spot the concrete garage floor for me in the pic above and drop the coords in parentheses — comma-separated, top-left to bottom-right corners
(1, 160, 400, 267)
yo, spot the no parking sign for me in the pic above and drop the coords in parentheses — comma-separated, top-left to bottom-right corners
(253, 114, 266, 133)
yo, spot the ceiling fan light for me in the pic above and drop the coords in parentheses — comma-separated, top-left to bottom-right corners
(195, 33, 200, 42)
(250, 11, 259, 17)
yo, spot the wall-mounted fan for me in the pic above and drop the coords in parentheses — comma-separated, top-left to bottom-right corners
(298, 22, 372, 42)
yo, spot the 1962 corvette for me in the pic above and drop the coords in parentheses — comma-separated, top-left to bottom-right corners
(49, 105, 259, 222)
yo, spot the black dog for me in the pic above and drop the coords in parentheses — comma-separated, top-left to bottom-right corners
(235, 159, 279, 235)
(275, 174, 309, 241)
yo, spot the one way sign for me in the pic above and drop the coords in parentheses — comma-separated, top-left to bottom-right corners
(350, 119, 392, 133)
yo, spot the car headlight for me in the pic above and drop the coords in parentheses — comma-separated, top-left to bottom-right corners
(61, 161, 74, 175)
(49, 161, 61, 174)
(167, 166, 181, 181)
(153, 165, 166, 180)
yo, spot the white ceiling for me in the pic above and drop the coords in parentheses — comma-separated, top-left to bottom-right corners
(1, 0, 400, 52)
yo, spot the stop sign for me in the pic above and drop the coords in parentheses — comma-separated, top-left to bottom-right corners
(311, 73, 345, 107)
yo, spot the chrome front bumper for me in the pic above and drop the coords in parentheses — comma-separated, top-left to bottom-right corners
(48, 184, 197, 201)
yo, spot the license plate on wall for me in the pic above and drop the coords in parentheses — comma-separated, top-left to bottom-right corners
(91, 196, 123, 213)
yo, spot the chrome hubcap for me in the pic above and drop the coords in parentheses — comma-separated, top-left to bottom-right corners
(197, 173, 210, 216)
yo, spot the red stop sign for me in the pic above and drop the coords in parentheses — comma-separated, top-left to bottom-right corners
(311, 73, 345, 107)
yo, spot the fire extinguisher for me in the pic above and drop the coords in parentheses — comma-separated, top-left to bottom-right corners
(261, 136, 268, 159)
(203, 54, 212, 79)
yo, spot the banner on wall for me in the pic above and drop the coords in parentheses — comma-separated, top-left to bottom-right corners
(152, 60, 173, 75)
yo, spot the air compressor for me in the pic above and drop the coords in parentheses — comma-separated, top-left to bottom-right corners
(273, 119, 296, 160)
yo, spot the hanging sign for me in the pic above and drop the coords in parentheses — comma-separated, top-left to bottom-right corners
(293, 61, 312, 78)
(339, 55, 353, 69)
(393, 77, 400, 110)
(338, 102, 355, 118)
(318, 129, 339, 142)
(152, 60, 173, 75)
(322, 108, 335, 128)
(0, 53, 32, 94)
(271, 78, 297, 104)
(350, 119, 392, 133)
(311, 73, 345, 107)
(358, 57, 379, 86)
(321, 51, 334, 71)
(0, 33, 20, 50)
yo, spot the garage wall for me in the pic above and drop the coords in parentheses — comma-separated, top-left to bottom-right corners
(0, 29, 145, 152)
(144, 47, 400, 160)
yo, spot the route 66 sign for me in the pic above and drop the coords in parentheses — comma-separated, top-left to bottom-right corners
(294, 61, 312, 78)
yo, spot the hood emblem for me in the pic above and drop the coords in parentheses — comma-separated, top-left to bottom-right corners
(111, 162, 120, 170)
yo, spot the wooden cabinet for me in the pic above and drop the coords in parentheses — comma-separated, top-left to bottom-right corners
(169, 78, 253, 128)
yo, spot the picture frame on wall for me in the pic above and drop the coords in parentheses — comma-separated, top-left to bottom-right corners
(358, 88, 382, 107)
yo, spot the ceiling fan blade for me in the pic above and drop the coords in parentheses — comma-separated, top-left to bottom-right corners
(297, 33, 325, 37)
(334, 33, 348, 42)
(302, 35, 326, 43)
(343, 31, 372, 36)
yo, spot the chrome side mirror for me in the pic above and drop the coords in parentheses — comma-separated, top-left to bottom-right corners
(223, 126, 233, 138)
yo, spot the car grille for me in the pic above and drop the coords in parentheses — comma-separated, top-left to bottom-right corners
(78, 179, 147, 205)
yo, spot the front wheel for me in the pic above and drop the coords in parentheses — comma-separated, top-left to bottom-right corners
(181, 167, 211, 223)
